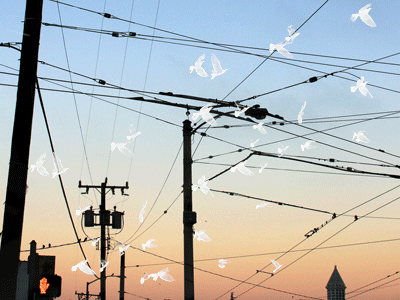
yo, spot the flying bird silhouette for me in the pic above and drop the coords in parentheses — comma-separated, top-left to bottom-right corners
(99, 260, 109, 272)
(301, 140, 316, 151)
(218, 259, 231, 268)
(52, 152, 69, 178)
(192, 175, 214, 196)
(230, 160, 254, 176)
(353, 131, 370, 143)
(141, 268, 175, 283)
(71, 259, 96, 275)
(278, 144, 289, 157)
(210, 54, 227, 79)
(253, 122, 267, 134)
(127, 126, 141, 141)
(259, 163, 268, 173)
(351, 76, 373, 98)
(194, 229, 211, 242)
(189, 54, 208, 77)
(256, 202, 270, 209)
(140, 272, 151, 284)
(298, 101, 306, 124)
(285, 25, 300, 44)
(271, 259, 282, 273)
(192, 103, 217, 126)
(270, 40, 293, 59)
(234, 102, 250, 117)
(250, 139, 259, 148)
(139, 201, 147, 222)
(118, 241, 130, 256)
(351, 3, 377, 27)
(142, 239, 158, 251)
(111, 142, 134, 157)
(76, 205, 91, 216)
(30, 153, 49, 176)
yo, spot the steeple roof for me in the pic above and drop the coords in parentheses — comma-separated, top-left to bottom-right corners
(326, 265, 346, 290)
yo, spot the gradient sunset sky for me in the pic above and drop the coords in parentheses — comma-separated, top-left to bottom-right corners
(1, 0, 400, 299)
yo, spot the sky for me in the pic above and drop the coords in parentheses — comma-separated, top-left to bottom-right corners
(1, 0, 400, 299)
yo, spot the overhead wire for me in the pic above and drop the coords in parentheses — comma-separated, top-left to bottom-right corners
(346, 275, 400, 299)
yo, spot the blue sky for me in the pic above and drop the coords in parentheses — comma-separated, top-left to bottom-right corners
(1, 0, 400, 299)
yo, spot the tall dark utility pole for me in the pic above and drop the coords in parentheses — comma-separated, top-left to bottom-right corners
(183, 120, 196, 300)
(119, 249, 125, 300)
(79, 178, 127, 300)
(0, 0, 44, 298)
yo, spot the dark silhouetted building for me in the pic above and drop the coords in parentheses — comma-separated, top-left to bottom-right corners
(326, 265, 346, 300)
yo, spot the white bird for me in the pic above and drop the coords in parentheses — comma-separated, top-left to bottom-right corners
(253, 122, 267, 134)
(256, 202, 270, 209)
(234, 102, 250, 117)
(118, 241, 130, 256)
(30, 153, 49, 176)
(91, 237, 100, 247)
(353, 131, 370, 143)
(278, 144, 289, 157)
(142, 239, 158, 251)
(192, 175, 214, 196)
(271, 259, 282, 273)
(189, 54, 208, 77)
(192, 103, 217, 126)
(259, 163, 268, 173)
(351, 3, 377, 27)
(285, 25, 300, 44)
(301, 140, 316, 151)
(139, 201, 147, 222)
(351, 76, 373, 98)
(218, 259, 231, 268)
(210, 54, 227, 80)
(51, 152, 69, 178)
(250, 139, 259, 148)
(194, 229, 211, 242)
(99, 260, 109, 272)
(151, 268, 175, 282)
(76, 206, 91, 216)
(71, 259, 96, 275)
(230, 160, 254, 176)
(298, 101, 306, 124)
(270, 40, 293, 59)
(140, 272, 151, 284)
(127, 125, 141, 141)
(111, 142, 134, 157)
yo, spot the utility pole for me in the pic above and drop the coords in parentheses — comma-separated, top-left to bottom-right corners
(119, 249, 125, 300)
(0, 0, 43, 298)
(183, 120, 196, 300)
(79, 178, 127, 300)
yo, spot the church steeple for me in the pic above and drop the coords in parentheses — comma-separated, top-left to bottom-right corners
(326, 265, 346, 300)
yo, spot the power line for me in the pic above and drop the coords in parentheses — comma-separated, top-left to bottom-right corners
(346, 274, 400, 299)
(346, 270, 400, 297)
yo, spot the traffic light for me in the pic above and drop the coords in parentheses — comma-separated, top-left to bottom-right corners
(37, 274, 61, 298)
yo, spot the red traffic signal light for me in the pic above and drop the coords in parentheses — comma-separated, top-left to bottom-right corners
(38, 274, 62, 298)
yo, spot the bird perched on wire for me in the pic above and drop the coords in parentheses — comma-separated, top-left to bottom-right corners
(351, 3, 377, 27)
(285, 25, 300, 44)
(210, 54, 227, 80)
(230, 160, 254, 176)
(253, 122, 267, 134)
(42, 245, 45, 249)
(142, 239, 158, 251)
(194, 229, 211, 242)
(270, 259, 282, 273)
(71, 259, 96, 275)
(189, 54, 208, 77)
(192, 175, 214, 196)
(301, 140, 316, 151)
(351, 76, 373, 98)
(297, 101, 306, 124)
(83, 237, 87, 242)
(111, 142, 134, 157)
(51, 152, 69, 178)
(192, 103, 218, 126)
(30, 153, 49, 176)
(48, 243, 51, 248)
(218, 259, 231, 268)
(234, 102, 250, 117)
(353, 131, 370, 143)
